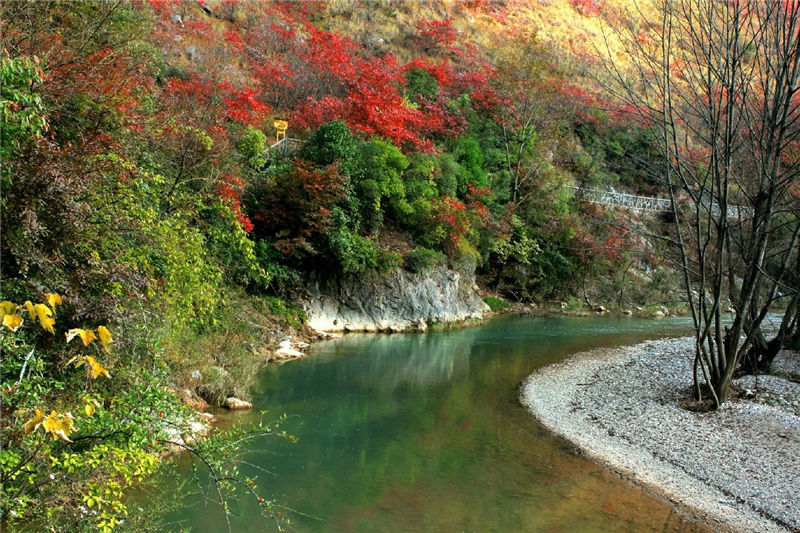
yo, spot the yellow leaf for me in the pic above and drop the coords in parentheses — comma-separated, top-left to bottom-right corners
(0, 301, 17, 320)
(42, 411, 74, 442)
(84, 356, 111, 379)
(45, 293, 62, 313)
(30, 303, 54, 334)
(96, 326, 113, 353)
(2, 314, 23, 332)
(66, 328, 95, 346)
(84, 403, 95, 417)
(24, 409, 45, 435)
(40, 315, 55, 334)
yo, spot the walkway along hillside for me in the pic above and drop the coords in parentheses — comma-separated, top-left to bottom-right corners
(572, 186, 751, 219)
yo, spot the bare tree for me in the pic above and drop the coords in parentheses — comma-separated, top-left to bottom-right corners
(602, 0, 800, 407)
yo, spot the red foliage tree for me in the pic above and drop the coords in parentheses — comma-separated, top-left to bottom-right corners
(248, 160, 347, 256)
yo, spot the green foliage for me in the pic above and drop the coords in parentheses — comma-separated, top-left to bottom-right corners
(328, 208, 384, 275)
(483, 296, 510, 312)
(0, 56, 48, 159)
(102, 171, 224, 328)
(237, 126, 267, 169)
(436, 153, 461, 197)
(352, 138, 410, 231)
(403, 154, 439, 226)
(0, 301, 188, 532)
(491, 216, 540, 266)
(404, 246, 445, 274)
(574, 119, 661, 192)
(405, 67, 439, 100)
(449, 134, 487, 195)
(262, 295, 307, 330)
(299, 120, 358, 171)
(253, 239, 299, 290)
(199, 202, 270, 290)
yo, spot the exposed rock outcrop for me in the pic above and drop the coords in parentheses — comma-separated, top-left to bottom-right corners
(302, 265, 489, 332)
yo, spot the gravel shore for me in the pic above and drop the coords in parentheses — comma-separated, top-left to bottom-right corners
(521, 337, 800, 533)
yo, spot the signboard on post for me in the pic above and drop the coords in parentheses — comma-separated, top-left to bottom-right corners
(274, 119, 288, 143)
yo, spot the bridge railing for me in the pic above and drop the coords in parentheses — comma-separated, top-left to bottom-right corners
(265, 137, 305, 158)
(572, 186, 752, 219)
(572, 187, 672, 211)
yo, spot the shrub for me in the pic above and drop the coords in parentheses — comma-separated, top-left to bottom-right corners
(237, 125, 267, 168)
(328, 208, 380, 274)
(246, 159, 347, 257)
(377, 250, 403, 271)
(404, 246, 445, 274)
(405, 67, 439, 101)
(299, 120, 357, 172)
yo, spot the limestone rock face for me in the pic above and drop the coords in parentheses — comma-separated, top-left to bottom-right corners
(302, 265, 489, 332)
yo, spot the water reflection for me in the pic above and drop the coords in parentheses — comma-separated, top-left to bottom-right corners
(168, 315, 705, 533)
(315, 330, 478, 389)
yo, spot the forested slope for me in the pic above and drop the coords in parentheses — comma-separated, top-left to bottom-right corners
(0, 1, 680, 530)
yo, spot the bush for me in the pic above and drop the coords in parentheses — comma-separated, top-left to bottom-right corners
(237, 125, 267, 169)
(377, 250, 403, 271)
(404, 246, 445, 274)
(328, 208, 380, 274)
(405, 67, 438, 101)
(299, 120, 357, 172)
(246, 160, 347, 257)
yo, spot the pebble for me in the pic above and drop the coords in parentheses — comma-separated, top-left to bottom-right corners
(521, 337, 800, 533)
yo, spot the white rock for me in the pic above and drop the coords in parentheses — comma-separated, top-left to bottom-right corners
(224, 397, 252, 409)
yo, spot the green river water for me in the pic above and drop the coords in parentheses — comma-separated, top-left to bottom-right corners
(166, 315, 709, 532)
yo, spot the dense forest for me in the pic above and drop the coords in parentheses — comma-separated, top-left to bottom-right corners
(1, 0, 798, 531)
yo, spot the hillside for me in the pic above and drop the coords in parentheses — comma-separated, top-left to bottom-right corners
(0, 1, 682, 530)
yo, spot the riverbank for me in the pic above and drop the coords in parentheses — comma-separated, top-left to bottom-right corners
(521, 337, 800, 533)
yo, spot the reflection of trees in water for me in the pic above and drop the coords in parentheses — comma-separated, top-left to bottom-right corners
(326, 330, 479, 390)
(201, 318, 708, 533)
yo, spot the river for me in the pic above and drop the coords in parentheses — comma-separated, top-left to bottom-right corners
(166, 315, 708, 532)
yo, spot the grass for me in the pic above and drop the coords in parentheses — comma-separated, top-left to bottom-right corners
(483, 296, 510, 312)
(162, 290, 307, 405)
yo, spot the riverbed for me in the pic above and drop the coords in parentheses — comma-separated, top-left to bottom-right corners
(167, 315, 709, 532)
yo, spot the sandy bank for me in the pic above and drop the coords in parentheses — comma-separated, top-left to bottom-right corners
(521, 337, 800, 533)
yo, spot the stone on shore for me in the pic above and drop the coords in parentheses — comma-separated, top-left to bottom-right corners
(224, 396, 252, 409)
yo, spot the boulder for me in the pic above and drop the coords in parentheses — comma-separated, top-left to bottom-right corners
(224, 397, 252, 409)
(275, 339, 304, 359)
(176, 388, 208, 410)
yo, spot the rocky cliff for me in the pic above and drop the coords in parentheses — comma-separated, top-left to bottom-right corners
(302, 265, 489, 332)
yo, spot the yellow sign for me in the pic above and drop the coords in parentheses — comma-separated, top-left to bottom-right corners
(274, 119, 288, 142)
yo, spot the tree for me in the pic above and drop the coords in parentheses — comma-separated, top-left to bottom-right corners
(604, 0, 800, 406)
(491, 37, 567, 208)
